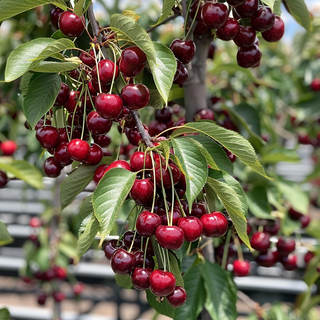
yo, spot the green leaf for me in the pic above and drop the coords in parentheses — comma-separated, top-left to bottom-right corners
(60, 164, 99, 210)
(260, 144, 300, 164)
(151, 0, 175, 26)
(210, 63, 258, 82)
(93, 168, 136, 240)
(149, 42, 177, 104)
(247, 186, 273, 219)
(174, 264, 206, 320)
(284, 0, 310, 31)
(206, 177, 251, 249)
(273, 0, 282, 15)
(0, 308, 10, 320)
(143, 71, 165, 109)
(4, 38, 55, 82)
(23, 73, 61, 129)
(20, 72, 34, 97)
(171, 137, 208, 209)
(79, 195, 94, 220)
(115, 274, 133, 289)
(33, 39, 75, 61)
(262, 0, 275, 9)
(59, 231, 79, 263)
(280, 213, 301, 237)
(0, 221, 13, 246)
(146, 290, 175, 318)
(188, 135, 234, 176)
(29, 60, 81, 73)
(77, 214, 100, 258)
(201, 261, 237, 320)
(74, 0, 85, 17)
(172, 121, 270, 180)
(34, 246, 50, 271)
(0, 0, 67, 22)
(169, 251, 184, 287)
(0, 160, 43, 189)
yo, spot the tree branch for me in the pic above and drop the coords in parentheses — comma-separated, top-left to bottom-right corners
(146, 13, 180, 33)
(130, 111, 153, 148)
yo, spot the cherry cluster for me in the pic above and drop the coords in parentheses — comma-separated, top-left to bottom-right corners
(190, 0, 285, 68)
(0, 140, 17, 188)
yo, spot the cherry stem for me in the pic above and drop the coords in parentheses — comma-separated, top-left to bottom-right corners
(117, 204, 137, 246)
(233, 234, 244, 262)
(157, 243, 166, 271)
(146, 13, 180, 33)
(143, 237, 149, 269)
(130, 111, 153, 148)
(167, 165, 175, 226)
(150, 151, 157, 214)
(159, 157, 171, 226)
(128, 230, 137, 253)
(221, 229, 232, 270)
(80, 90, 87, 140)
(166, 249, 171, 272)
(183, 0, 201, 41)
(174, 189, 187, 217)
(116, 121, 125, 161)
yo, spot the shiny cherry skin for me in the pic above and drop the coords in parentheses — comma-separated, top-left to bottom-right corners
(93, 134, 111, 148)
(58, 127, 71, 143)
(83, 144, 103, 165)
(233, 260, 250, 277)
(79, 50, 96, 68)
(121, 84, 150, 110)
(91, 79, 111, 93)
(177, 217, 203, 242)
(276, 238, 296, 257)
(50, 7, 63, 29)
(118, 46, 147, 77)
(95, 94, 123, 120)
(237, 45, 262, 68)
(226, 0, 246, 5)
(0, 171, 8, 188)
(173, 60, 188, 85)
(136, 211, 162, 237)
(103, 239, 126, 259)
(300, 215, 311, 228)
(148, 120, 167, 137)
(170, 39, 196, 64)
(201, 2, 228, 29)
(130, 178, 154, 206)
(216, 18, 239, 41)
(86, 111, 112, 136)
(104, 160, 132, 174)
(311, 78, 320, 92)
(233, 25, 256, 48)
(59, 11, 84, 37)
(36, 125, 60, 149)
(126, 128, 142, 146)
(131, 268, 153, 290)
(43, 157, 62, 177)
(256, 250, 279, 267)
(225, 149, 237, 163)
(166, 286, 187, 307)
(159, 208, 181, 226)
(93, 164, 108, 185)
(133, 250, 155, 270)
(67, 139, 90, 162)
(261, 16, 285, 42)
(130, 151, 152, 172)
(111, 248, 136, 275)
(193, 109, 215, 121)
(200, 212, 228, 237)
(234, 0, 259, 18)
(280, 254, 297, 271)
(251, 7, 275, 32)
(156, 107, 173, 123)
(155, 225, 184, 250)
(123, 231, 141, 250)
(149, 269, 176, 296)
(250, 231, 271, 253)
(154, 164, 181, 189)
(54, 142, 73, 167)
(0, 140, 17, 155)
(189, 0, 203, 21)
(64, 91, 80, 112)
(304, 251, 315, 264)
(92, 59, 119, 86)
(54, 82, 70, 106)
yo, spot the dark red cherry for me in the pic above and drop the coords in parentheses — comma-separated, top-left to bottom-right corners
(154, 164, 181, 189)
(95, 94, 123, 120)
(194, 21, 210, 37)
(54, 82, 70, 106)
(130, 151, 152, 172)
(126, 128, 142, 146)
(59, 11, 84, 37)
(83, 144, 103, 165)
(121, 84, 150, 110)
(166, 286, 187, 307)
(250, 231, 270, 253)
(251, 7, 275, 32)
(311, 78, 320, 92)
(103, 239, 126, 259)
(50, 7, 63, 29)
(111, 248, 136, 275)
(93, 164, 108, 184)
(193, 109, 215, 121)
(104, 160, 132, 174)
(86, 111, 112, 135)
(263, 222, 280, 235)
(149, 269, 176, 296)
(81, 94, 95, 112)
(64, 91, 80, 112)
(35, 118, 51, 130)
(79, 50, 96, 68)
(52, 291, 66, 302)
(261, 16, 285, 42)
(123, 231, 142, 250)
(233, 260, 250, 277)
(91, 79, 111, 93)
(58, 127, 71, 143)
(226, 0, 246, 6)
(280, 254, 297, 271)
(201, 2, 228, 29)
(300, 215, 311, 228)
(88, 80, 98, 95)
(131, 268, 152, 290)
(155, 107, 173, 123)
(0, 140, 17, 156)
(237, 45, 262, 68)
(67, 139, 90, 162)
(177, 217, 203, 242)
(200, 212, 228, 237)
(233, 25, 256, 48)
(276, 238, 296, 257)
(208, 42, 216, 59)
(256, 250, 279, 267)
(173, 60, 188, 85)
(136, 211, 162, 237)
(133, 250, 155, 270)
(93, 134, 111, 148)
(37, 293, 47, 306)
(54, 142, 73, 166)
(159, 208, 181, 226)
(118, 46, 147, 77)
(234, 0, 259, 18)
(155, 225, 184, 250)
(0, 171, 8, 188)
(304, 251, 315, 264)
(190, 0, 203, 22)
(148, 120, 167, 137)
(43, 157, 62, 177)
(216, 18, 239, 41)
(92, 59, 119, 86)
(130, 178, 154, 206)
(36, 125, 60, 149)
(170, 39, 196, 64)
(288, 207, 303, 220)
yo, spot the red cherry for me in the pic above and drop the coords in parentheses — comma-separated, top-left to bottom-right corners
(226, 0, 246, 5)
(118, 46, 147, 77)
(233, 25, 256, 48)
(95, 94, 123, 120)
(233, 260, 250, 277)
(121, 84, 150, 110)
(173, 60, 188, 85)
(148, 120, 167, 137)
(234, 0, 259, 18)
(50, 7, 63, 29)
(216, 18, 240, 41)
(91, 79, 111, 93)
(189, 0, 203, 21)
(59, 11, 84, 37)
(200, 212, 228, 237)
(193, 109, 215, 121)
(183, 201, 207, 218)
(276, 238, 295, 257)
(194, 21, 210, 37)
(58, 127, 71, 143)
(149, 269, 176, 296)
(250, 7, 275, 32)
(288, 207, 303, 220)
(263, 222, 280, 235)
(92, 59, 119, 86)
(131, 268, 152, 291)
(79, 50, 96, 68)
(136, 211, 162, 237)
(73, 282, 85, 295)
(133, 250, 155, 270)
(29, 217, 41, 228)
(36, 125, 60, 149)
(125, 128, 141, 146)
(300, 215, 311, 228)
(94, 164, 108, 184)
(304, 251, 315, 264)
(237, 45, 262, 68)
(166, 286, 187, 307)
(111, 248, 136, 275)
(103, 239, 126, 259)
(154, 164, 181, 189)
(93, 134, 111, 148)
(43, 157, 62, 177)
(208, 42, 216, 59)
(130, 178, 154, 206)
(250, 231, 270, 253)
(123, 231, 141, 250)
(159, 208, 181, 226)
(64, 91, 80, 112)
(54, 142, 73, 167)
(177, 217, 203, 242)
(52, 291, 66, 302)
(86, 111, 112, 136)
(37, 293, 47, 306)
(0, 140, 17, 156)
(67, 139, 90, 162)
(155, 225, 184, 250)
(261, 16, 285, 42)
(104, 160, 132, 174)
(170, 39, 196, 64)
(280, 254, 297, 271)
(256, 250, 279, 267)
(83, 144, 103, 165)
(201, 2, 228, 29)
(155, 107, 173, 123)
(130, 151, 152, 172)
(53, 265, 67, 279)
(311, 78, 320, 92)
(54, 82, 70, 106)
